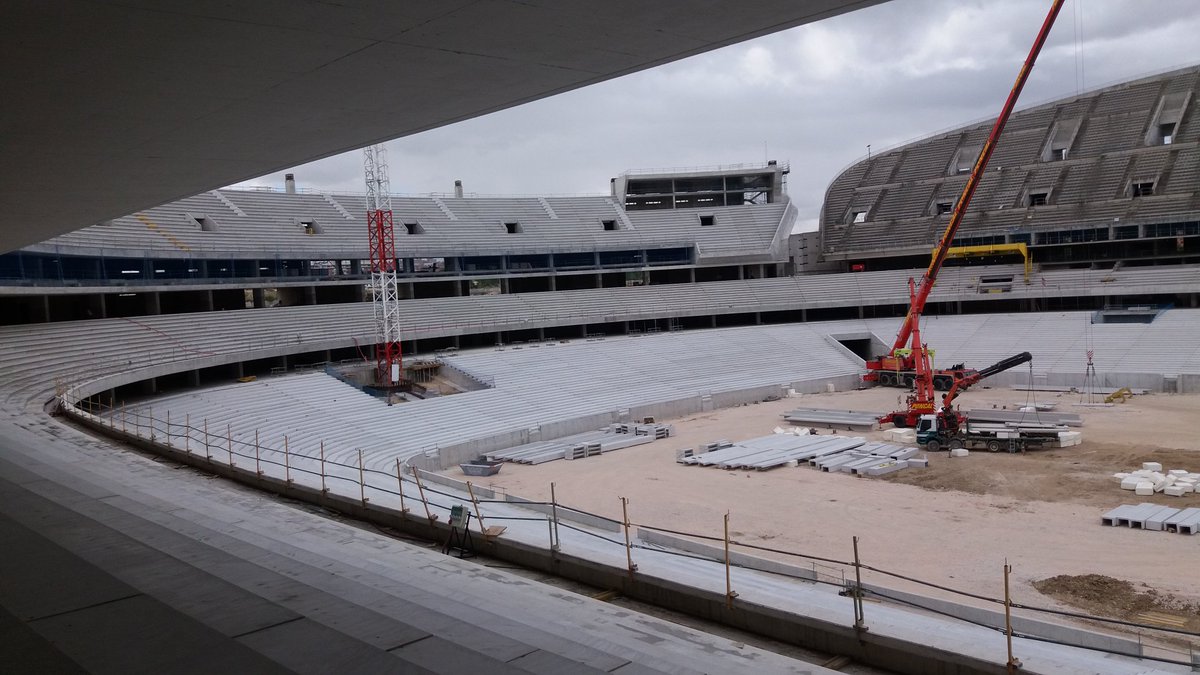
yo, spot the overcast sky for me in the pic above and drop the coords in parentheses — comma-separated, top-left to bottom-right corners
(231, 0, 1200, 230)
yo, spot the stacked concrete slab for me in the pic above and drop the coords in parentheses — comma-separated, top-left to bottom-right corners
(1101, 503, 1200, 534)
(781, 408, 881, 430)
(678, 434, 925, 476)
(484, 424, 671, 464)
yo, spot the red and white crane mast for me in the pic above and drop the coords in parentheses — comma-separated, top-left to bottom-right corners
(364, 144, 403, 386)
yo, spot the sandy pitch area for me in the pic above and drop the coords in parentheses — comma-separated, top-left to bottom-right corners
(468, 386, 1200, 612)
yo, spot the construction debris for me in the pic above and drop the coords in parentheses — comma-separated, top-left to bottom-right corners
(1113, 464, 1199, 498)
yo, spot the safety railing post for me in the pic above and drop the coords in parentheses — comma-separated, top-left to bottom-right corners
(395, 458, 408, 513)
(226, 423, 235, 468)
(120, 401, 126, 434)
(254, 429, 263, 476)
(620, 497, 637, 577)
(319, 441, 327, 493)
(411, 469, 437, 524)
(549, 482, 560, 552)
(465, 481, 487, 535)
(148, 407, 154, 440)
(852, 536, 867, 633)
(724, 511, 738, 609)
(1005, 560, 1021, 673)
(184, 414, 190, 454)
(283, 435, 292, 484)
(203, 418, 211, 460)
(165, 409, 171, 448)
(357, 449, 368, 506)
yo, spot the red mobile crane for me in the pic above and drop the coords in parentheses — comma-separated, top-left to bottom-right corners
(871, 0, 1066, 428)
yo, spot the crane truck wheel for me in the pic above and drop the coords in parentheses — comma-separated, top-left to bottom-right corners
(891, 413, 908, 428)
(987, 440, 1002, 452)
(903, 375, 915, 388)
(949, 439, 964, 450)
(879, 373, 894, 386)
(926, 440, 941, 453)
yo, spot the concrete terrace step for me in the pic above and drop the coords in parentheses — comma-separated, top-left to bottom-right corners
(0, 417, 827, 675)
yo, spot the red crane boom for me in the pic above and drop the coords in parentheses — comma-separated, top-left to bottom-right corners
(874, 0, 1065, 426)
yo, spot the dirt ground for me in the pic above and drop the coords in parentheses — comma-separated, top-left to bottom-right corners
(465, 385, 1200, 629)
(1034, 574, 1200, 633)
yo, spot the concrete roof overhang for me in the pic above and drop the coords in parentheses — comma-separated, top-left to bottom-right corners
(0, 1, 883, 252)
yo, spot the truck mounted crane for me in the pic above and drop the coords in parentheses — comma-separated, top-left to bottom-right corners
(871, 0, 1065, 427)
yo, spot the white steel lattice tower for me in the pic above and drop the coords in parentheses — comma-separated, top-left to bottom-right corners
(363, 144, 402, 385)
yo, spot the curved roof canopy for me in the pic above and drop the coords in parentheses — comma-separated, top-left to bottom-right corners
(0, 0, 883, 252)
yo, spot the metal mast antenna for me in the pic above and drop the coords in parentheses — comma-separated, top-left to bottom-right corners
(363, 144, 402, 386)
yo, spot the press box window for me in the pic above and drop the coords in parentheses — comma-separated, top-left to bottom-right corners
(698, 215, 715, 227)
(403, 221, 424, 235)
(504, 221, 522, 234)
(849, 210, 867, 224)
(299, 219, 322, 235)
(935, 202, 953, 215)
(1027, 192, 1048, 207)
(602, 219, 618, 231)
(1131, 181, 1155, 198)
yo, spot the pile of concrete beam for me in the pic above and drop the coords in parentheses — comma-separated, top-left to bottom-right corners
(485, 423, 672, 465)
(677, 433, 926, 476)
(1101, 503, 1200, 534)
(1114, 462, 1200, 497)
(781, 408, 881, 430)
(810, 442, 926, 476)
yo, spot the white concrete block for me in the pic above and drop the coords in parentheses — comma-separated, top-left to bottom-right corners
(1135, 482, 1155, 496)
(1153, 479, 1168, 493)
(1143, 462, 1162, 472)
(1120, 477, 1142, 490)
(949, 448, 969, 458)
(1168, 469, 1188, 477)
(1165, 486, 1187, 497)
(1177, 483, 1195, 494)
(1113, 472, 1130, 480)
